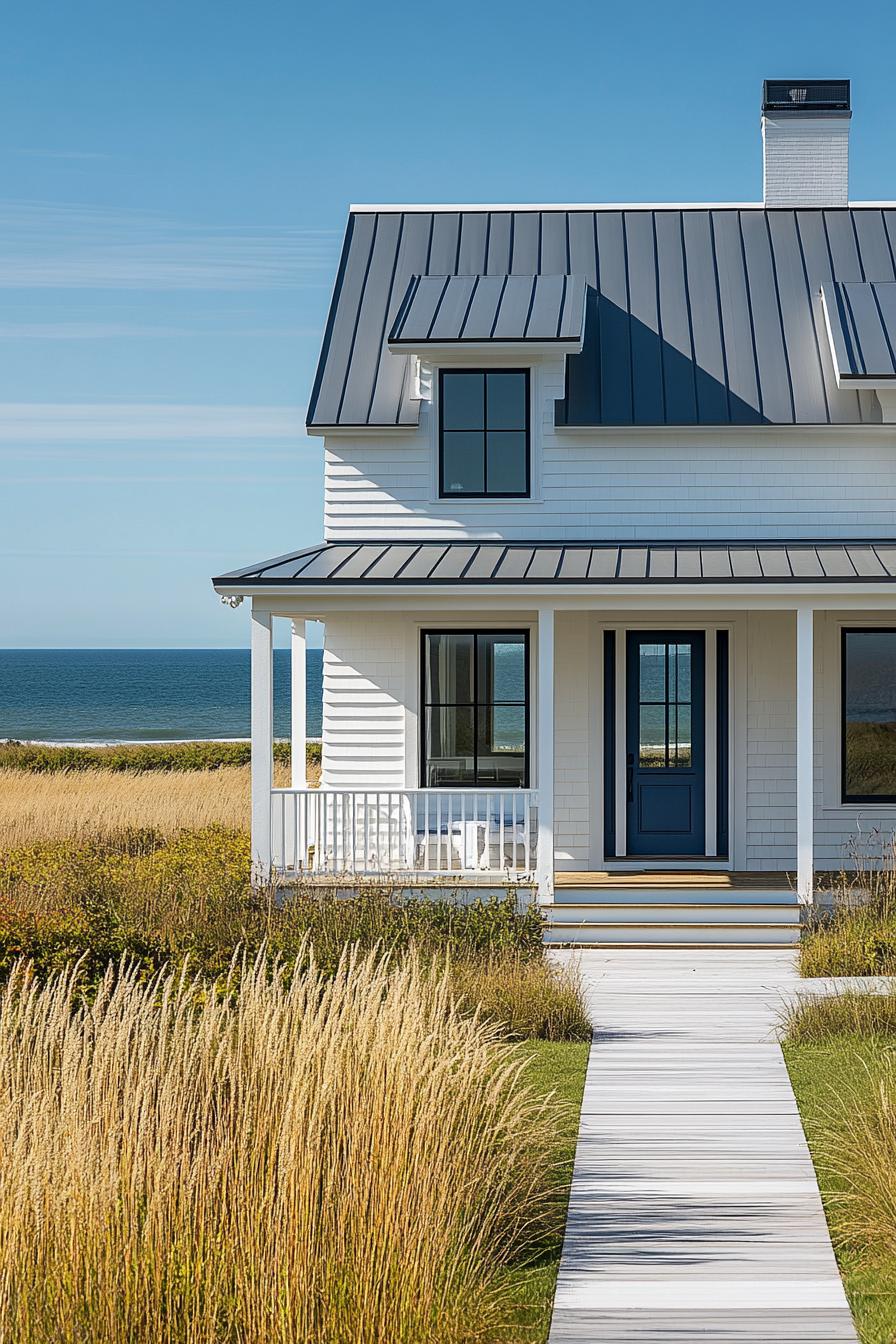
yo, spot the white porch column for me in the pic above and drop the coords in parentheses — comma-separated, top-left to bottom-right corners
(290, 619, 306, 788)
(535, 606, 555, 903)
(250, 603, 274, 883)
(796, 605, 815, 902)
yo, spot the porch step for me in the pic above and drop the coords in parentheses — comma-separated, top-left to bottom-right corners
(543, 922, 801, 947)
(542, 885, 802, 947)
(551, 886, 794, 905)
(546, 901, 800, 926)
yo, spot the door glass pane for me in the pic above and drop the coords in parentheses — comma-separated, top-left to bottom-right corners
(671, 704, 692, 767)
(673, 643, 691, 701)
(441, 372, 484, 430)
(478, 633, 526, 703)
(844, 630, 896, 798)
(486, 432, 527, 493)
(639, 704, 666, 767)
(486, 371, 527, 429)
(639, 644, 666, 701)
(442, 432, 484, 494)
(425, 633, 474, 704)
(477, 705, 526, 786)
(424, 706, 475, 786)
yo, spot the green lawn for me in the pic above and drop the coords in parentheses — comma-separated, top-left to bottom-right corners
(503, 1040, 590, 1342)
(785, 1039, 896, 1344)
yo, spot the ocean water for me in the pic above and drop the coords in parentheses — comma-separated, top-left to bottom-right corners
(0, 649, 324, 744)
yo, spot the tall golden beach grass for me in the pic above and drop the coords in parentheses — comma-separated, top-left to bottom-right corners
(0, 948, 561, 1344)
(0, 765, 278, 847)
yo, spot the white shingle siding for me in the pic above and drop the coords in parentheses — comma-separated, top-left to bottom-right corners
(319, 609, 896, 873)
(553, 614, 593, 867)
(745, 613, 796, 868)
(762, 116, 850, 208)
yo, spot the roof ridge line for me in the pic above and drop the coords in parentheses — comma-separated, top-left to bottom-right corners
(349, 202, 896, 215)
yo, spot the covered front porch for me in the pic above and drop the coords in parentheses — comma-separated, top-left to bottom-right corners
(217, 541, 896, 907)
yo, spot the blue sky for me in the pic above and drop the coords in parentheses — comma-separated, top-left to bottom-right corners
(5, 0, 896, 648)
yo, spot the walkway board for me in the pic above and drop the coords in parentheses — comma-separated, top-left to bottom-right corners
(547, 951, 857, 1343)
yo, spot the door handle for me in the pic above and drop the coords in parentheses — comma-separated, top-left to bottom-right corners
(626, 762, 634, 802)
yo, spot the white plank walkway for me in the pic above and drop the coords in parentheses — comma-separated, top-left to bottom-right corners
(547, 950, 859, 1343)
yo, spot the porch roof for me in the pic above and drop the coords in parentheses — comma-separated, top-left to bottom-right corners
(213, 539, 896, 590)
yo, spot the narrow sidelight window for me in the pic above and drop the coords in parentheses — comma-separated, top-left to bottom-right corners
(422, 630, 529, 786)
(439, 369, 530, 497)
(842, 628, 896, 801)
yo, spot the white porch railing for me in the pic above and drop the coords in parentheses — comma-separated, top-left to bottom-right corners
(270, 788, 538, 879)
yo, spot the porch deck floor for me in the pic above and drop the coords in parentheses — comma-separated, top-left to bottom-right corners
(546, 951, 857, 1342)
(554, 870, 793, 890)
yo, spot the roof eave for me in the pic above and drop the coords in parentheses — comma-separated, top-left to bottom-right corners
(386, 338, 583, 357)
(213, 578, 896, 602)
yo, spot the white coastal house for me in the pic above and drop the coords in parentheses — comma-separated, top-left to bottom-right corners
(215, 79, 896, 945)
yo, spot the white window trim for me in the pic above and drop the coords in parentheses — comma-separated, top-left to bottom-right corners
(596, 618, 740, 870)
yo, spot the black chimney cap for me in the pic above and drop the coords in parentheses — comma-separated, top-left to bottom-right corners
(762, 80, 850, 113)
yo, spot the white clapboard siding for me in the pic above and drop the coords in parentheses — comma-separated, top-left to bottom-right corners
(323, 355, 896, 543)
(321, 616, 409, 791)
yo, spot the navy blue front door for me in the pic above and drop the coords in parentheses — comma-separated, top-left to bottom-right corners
(625, 632, 705, 856)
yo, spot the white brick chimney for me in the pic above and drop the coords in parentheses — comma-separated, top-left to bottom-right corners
(761, 80, 851, 207)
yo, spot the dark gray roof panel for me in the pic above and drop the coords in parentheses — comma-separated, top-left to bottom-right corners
(308, 207, 896, 428)
(388, 273, 586, 346)
(822, 281, 896, 380)
(214, 541, 896, 588)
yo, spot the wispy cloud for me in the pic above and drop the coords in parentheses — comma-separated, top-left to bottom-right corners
(0, 202, 339, 290)
(0, 403, 305, 441)
(0, 321, 316, 340)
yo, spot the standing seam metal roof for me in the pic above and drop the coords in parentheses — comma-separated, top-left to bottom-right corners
(213, 540, 896, 587)
(388, 273, 587, 345)
(822, 281, 896, 379)
(305, 207, 896, 429)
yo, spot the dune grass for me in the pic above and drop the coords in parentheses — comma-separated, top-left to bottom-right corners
(783, 991, 896, 1342)
(0, 741, 591, 1339)
(0, 826, 590, 1038)
(0, 739, 320, 849)
(0, 949, 583, 1344)
(0, 738, 321, 774)
(783, 989, 896, 1044)
(505, 1040, 589, 1339)
(801, 829, 896, 978)
(0, 766, 262, 847)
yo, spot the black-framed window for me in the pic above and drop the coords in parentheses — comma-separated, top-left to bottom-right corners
(439, 369, 530, 498)
(421, 630, 529, 787)
(842, 628, 896, 802)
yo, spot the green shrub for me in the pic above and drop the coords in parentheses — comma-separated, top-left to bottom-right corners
(0, 739, 322, 774)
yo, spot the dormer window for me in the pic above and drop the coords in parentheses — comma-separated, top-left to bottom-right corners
(439, 369, 530, 498)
